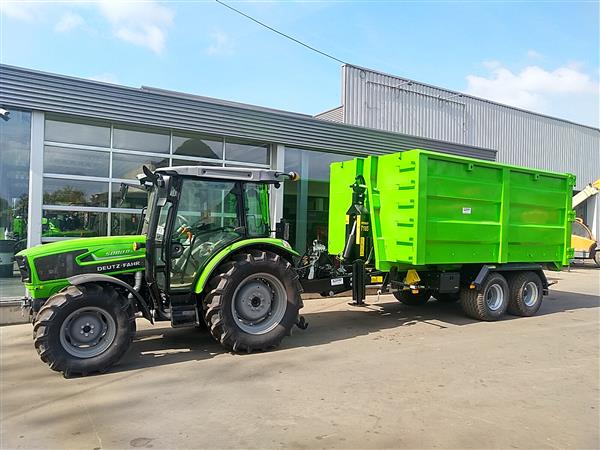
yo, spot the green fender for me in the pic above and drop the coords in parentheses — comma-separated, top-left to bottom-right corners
(194, 238, 299, 294)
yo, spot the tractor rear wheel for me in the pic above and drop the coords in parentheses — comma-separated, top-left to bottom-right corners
(33, 283, 136, 376)
(203, 250, 302, 353)
(393, 290, 431, 306)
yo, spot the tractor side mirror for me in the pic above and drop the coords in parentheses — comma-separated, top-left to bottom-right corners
(275, 219, 290, 241)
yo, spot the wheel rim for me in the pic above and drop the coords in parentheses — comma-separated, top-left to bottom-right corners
(231, 272, 287, 335)
(486, 284, 504, 311)
(59, 307, 117, 358)
(523, 281, 539, 307)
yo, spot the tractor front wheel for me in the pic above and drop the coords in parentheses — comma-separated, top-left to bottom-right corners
(33, 283, 136, 376)
(203, 250, 302, 353)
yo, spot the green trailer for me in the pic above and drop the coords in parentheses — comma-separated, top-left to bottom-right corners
(320, 149, 574, 317)
(15, 150, 574, 376)
(329, 149, 574, 269)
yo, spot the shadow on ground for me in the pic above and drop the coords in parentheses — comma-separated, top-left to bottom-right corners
(112, 290, 599, 374)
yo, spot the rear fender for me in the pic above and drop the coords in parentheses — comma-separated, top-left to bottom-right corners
(67, 273, 153, 323)
(194, 238, 298, 295)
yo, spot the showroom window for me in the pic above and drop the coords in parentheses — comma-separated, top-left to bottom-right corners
(0, 109, 31, 280)
(283, 148, 353, 254)
(42, 114, 271, 241)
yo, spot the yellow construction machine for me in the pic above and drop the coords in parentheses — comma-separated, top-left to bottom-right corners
(571, 179, 600, 267)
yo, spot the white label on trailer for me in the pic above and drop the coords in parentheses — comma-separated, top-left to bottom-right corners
(462, 207, 472, 215)
(331, 277, 344, 286)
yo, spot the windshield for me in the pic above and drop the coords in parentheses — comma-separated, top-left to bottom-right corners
(168, 179, 243, 290)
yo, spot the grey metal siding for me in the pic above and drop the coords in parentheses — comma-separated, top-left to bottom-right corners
(0, 64, 495, 161)
(343, 65, 599, 189)
(314, 106, 344, 122)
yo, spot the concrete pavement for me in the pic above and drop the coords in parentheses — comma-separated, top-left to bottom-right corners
(1, 267, 598, 449)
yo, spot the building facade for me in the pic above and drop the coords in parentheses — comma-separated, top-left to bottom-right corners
(316, 65, 600, 238)
(1, 64, 497, 279)
(1, 63, 597, 291)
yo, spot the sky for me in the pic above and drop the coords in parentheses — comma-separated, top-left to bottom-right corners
(0, 0, 598, 127)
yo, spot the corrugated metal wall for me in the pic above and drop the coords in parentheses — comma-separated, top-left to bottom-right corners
(314, 106, 344, 122)
(343, 65, 599, 189)
(0, 64, 496, 161)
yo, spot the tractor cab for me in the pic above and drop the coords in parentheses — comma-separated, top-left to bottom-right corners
(138, 165, 297, 327)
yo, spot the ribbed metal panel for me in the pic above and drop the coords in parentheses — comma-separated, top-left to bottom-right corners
(314, 106, 344, 122)
(0, 64, 496, 161)
(343, 65, 599, 189)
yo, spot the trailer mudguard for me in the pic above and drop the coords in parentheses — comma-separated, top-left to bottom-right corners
(194, 238, 299, 295)
(469, 264, 550, 294)
(67, 274, 153, 323)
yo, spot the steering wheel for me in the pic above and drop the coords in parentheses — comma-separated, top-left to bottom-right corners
(189, 224, 238, 235)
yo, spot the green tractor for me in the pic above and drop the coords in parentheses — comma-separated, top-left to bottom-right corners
(17, 165, 305, 376)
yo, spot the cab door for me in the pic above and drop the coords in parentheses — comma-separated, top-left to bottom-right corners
(166, 179, 244, 293)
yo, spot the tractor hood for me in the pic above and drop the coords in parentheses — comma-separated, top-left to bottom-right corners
(16, 235, 146, 259)
(16, 235, 147, 300)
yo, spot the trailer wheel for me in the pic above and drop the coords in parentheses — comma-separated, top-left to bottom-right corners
(393, 290, 431, 306)
(594, 251, 600, 268)
(33, 283, 136, 376)
(507, 271, 543, 316)
(203, 250, 302, 353)
(460, 273, 509, 321)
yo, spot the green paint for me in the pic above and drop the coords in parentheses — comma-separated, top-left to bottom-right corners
(194, 238, 298, 294)
(329, 149, 574, 271)
(17, 235, 146, 299)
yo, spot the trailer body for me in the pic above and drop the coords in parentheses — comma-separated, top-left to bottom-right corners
(329, 149, 575, 271)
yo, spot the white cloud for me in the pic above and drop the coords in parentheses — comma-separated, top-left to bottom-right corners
(466, 62, 599, 126)
(0, 0, 38, 21)
(206, 31, 234, 56)
(55, 12, 85, 32)
(527, 49, 542, 60)
(98, 0, 174, 54)
(88, 73, 119, 84)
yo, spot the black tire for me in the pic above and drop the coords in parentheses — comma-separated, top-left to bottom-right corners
(506, 271, 543, 316)
(203, 250, 302, 353)
(33, 283, 136, 376)
(393, 290, 431, 306)
(460, 273, 509, 321)
(435, 293, 459, 303)
(594, 251, 600, 268)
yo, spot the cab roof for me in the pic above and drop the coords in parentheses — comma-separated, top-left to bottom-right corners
(155, 165, 283, 183)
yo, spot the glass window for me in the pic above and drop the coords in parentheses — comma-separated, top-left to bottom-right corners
(111, 212, 142, 235)
(111, 182, 147, 209)
(283, 148, 353, 253)
(169, 180, 242, 290)
(112, 153, 170, 180)
(42, 210, 107, 238)
(43, 178, 109, 207)
(225, 138, 269, 164)
(244, 183, 270, 236)
(45, 114, 110, 147)
(0, 109, 31, 266)
(113, 124, 170, 153)
(173, 132, 223, 159)
(44, 146, 110, 177)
